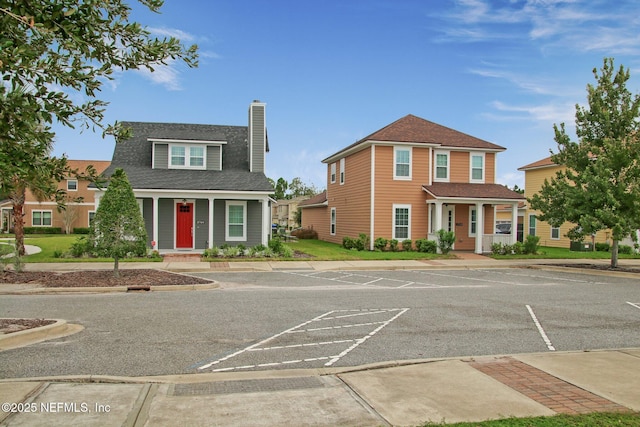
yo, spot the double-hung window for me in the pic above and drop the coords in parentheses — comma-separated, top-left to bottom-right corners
(393, 204, 411, 240)
(470, 153, 484, 182)
(226, 201, 246, 241)
(394, 148, 411, 179)
(434, 151, 449, 182)
(330, 163, 336, 184)
(32, 210, 52, 226)
(330, 208, 336, 235)
(339, 158, 345, 184)
(67, 179, 78, 191)
(528, 215, 537, 236)
(170, 145, 206, 169)
(551, 226, 560, 239)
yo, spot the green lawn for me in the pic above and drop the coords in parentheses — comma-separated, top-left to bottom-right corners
(491, 245, 640, 260)
(0, 234, 159, 263)
(422, 412, 640, 426)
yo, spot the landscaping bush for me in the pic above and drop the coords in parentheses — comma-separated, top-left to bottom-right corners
(415, 238, 437, 253)
(618, 244, 633, 255)
(69, 236, 95, 258)
(595, 242, 610, 252)
(512, 241, 524, 255)
(24, 227, 62, 234)
(373, 237, 388, 251)
(73, 227, 91, 234)
(291, 228, 318, 239)
(355, 233, 369, 251)
(203, 247, 220, 258)
(342, 236, 356, 250)
(523, 234, 540, 254)
(389, 239, 399, 252)
(268, 238, 284, 254)
(402, 239, 413, 251)
(436, 229, 455, 255)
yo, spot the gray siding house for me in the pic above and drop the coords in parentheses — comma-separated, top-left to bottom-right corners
(94, 101, 273, 251)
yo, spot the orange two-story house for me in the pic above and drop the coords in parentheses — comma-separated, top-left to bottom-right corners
(300, 115, 524, 253)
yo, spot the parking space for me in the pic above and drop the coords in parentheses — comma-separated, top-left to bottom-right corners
(195, 308, 409, 373)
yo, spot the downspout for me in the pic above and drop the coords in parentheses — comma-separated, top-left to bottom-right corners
(369, 145, 376, 250)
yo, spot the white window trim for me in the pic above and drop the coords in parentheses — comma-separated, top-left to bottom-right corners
(67, 179, 78, 191)
(469, 206, 477, 237)
(434, 150, 450, 182)
(32, 210, 53, 227)
(339, 158, 345, 185)
(392, 204, 411, 241)
(394, 147, 412, 180)
(528, 214, 537, 237)
(470, 153, 485, 183)
(551, 226, 560, 240)
(330, 207, 336, 235)
(169, 144, 207, 170)
(330, 163, 336, 184)
(226, 201, 247, 241)
(88, 211, 95, 225)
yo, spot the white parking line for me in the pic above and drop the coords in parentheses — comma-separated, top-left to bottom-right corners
(526, 304, 556, 351)
(627, 302, 640, 310)
(196, 308, 409, 372)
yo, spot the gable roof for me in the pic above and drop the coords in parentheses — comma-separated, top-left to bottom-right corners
(323, 114, 505, 163)
(518, 156, 556, 171)
(66, 160, 111, 176)
(99, 121, 272, 192)
(422, 183, 525, 201)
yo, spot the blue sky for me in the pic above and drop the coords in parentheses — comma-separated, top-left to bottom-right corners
(51, 0, 640, 190)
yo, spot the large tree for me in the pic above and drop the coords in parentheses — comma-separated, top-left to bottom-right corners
(91, 168, 147, 277)
(0, 0, 197, 255)
(529, 58, 640, 268)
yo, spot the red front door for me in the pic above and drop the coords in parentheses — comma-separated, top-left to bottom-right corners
(176, 203, 194, 248)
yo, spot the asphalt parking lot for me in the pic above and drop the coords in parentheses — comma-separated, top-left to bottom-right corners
(1, 268, 639, 378)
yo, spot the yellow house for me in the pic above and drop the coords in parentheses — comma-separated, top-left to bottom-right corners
(518, 156, 611, 248)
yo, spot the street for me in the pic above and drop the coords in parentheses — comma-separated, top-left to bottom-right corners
(0, 268, 638, 379)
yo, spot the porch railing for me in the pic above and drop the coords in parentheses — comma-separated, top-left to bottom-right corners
(482, 234, 512, 253)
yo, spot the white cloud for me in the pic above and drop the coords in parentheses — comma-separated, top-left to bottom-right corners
(135, 59, 183, 91)
(490, 100, 575, 124)
(148, 27, 198, 43)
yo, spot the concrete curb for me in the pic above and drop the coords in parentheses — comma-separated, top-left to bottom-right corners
(0, 282, 219, 295)
(0, 319, 84, 351)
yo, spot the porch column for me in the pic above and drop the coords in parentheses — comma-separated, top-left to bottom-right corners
(208, 198, 215, 248)
(434, 201, 443, 232)
(261, 197, 270, 245)
(152, 196, 159, 250)
(475, 202, 484, 254)
(511, 202, 519, 245)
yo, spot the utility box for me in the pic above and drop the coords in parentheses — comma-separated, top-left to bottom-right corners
(570, 241, 593, 252)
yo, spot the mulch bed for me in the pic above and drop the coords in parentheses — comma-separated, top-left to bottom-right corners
(0, 269, 213, 287)
(0, 318, 56, 334)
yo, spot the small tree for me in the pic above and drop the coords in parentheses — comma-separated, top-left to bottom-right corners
(91, 169, 147, 277)
(529, 58, 640, 268)
(58, 194, 84, 234)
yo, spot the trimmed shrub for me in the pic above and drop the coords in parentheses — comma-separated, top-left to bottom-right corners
(415, 238, 437, 253)
(24, 227, 62, 234)
(389, 239, 399, 252)
(373, 237, 388, 251)
(618, 244, 633, 255)
(402, 239, 413, 251)
(73, 227, 91, 234)
(342, 236, 356, 250)
(69, 236, 95, 258)
(595, 242, 610, 252)
(523, 234, 540, 254)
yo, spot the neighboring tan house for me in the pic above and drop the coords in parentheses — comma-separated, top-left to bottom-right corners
(300, 114, 525, 253)
(92, 101, 273, 251)
(272, 196, 306, 231)
(0, 160, 111, 234)
(518, 156, 615, 248)
(495, 201, 526, 241)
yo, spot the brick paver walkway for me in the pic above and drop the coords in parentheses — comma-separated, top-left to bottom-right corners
(468, 357, 629, 414)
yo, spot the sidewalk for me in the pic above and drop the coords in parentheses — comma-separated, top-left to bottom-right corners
(1, 349, 639, 426)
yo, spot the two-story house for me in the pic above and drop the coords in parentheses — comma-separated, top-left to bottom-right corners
(519, 156, 617, 248)
(272, 196, 306, 231)
(92, 101, 273, 251)
(0, 160, 111, 234)
(300, 114, 524, 253)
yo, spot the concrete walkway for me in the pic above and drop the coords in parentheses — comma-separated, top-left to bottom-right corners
(1, 349, 638, 426)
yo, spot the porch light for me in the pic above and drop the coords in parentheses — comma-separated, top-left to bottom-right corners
(182, 199, 187, 206)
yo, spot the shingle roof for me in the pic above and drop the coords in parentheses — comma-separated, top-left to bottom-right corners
(298, 191, 328, 208)
(422, 183, 525, 200)
(99, 121, 272, 192)
(518, 156, 556, 171)
(324, 115, 504, 162)
(66, 160, 111, 175)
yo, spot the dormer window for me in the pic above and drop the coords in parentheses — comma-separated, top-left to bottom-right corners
(170, 144, 206, 169)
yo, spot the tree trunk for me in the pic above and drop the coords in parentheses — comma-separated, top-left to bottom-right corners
(11, 188, 26, 257)
(611, 239, 619, 269)
(113, 256, 120, 278)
